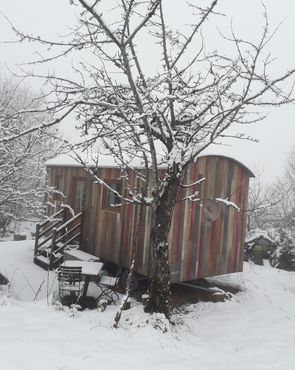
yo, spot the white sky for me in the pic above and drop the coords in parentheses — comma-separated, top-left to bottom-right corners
(0, 0, 295, 184)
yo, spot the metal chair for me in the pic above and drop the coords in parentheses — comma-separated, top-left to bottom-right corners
(57, 266, 83, 305)
(96, 275, 119, 305)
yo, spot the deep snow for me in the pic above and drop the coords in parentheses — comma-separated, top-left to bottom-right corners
(1, 240, 295, 370)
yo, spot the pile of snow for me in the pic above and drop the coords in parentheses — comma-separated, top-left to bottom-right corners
(1, 240, 295, 370)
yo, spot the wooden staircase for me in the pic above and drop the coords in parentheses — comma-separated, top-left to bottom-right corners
(34, 207, 83, 270)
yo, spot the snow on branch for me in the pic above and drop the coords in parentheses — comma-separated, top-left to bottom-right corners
(182, 191, 201, 202)
(180, 177, 206, 188)
(215, 197, 240, 211)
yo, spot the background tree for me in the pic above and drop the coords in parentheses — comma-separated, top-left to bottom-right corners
(247, 168, 283, 231)
(0, 76, 61, 236)
(5, 0, 295, 316)
(273, 150, 295, 230)
(248, 151, 295, 233)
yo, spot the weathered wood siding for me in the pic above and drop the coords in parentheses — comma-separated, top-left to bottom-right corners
(169, 156, 250, 282)
(47, 165, 87, 213)
(47, 155, 252, 282)
(83, 167, 153, 278)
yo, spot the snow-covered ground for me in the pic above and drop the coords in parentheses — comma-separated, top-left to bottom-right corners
(1, 240, 295, 370)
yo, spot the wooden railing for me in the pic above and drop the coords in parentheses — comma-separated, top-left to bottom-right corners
(34, 207, 83, 269)
(49, 212, 82, 267)
(34, 208, 65, 256)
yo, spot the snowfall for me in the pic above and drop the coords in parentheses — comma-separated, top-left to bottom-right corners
(1, 240, 295, 370)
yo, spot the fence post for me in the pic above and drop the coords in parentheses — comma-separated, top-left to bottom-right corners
(34, 224, 40, 256)
(49, 228, 57, 270)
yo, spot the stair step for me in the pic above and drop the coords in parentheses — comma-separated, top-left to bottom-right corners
(37, 245, 63, 257)
(52, 252, 63, 259)
(34, 255, 50, 269)
(36, 246, 51, 259)
(35, 255, 49, 263)
(34, 253, 63, 271)
(34, 210, 83, 270)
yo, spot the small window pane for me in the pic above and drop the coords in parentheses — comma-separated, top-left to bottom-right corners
(103, 180, 122, 211)
(76, 181, 85, 209)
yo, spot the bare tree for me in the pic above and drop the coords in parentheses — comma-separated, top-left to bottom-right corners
(4, 0, 295, 316)
(0, 76, 61, 235)
(247, 151, 295, 233)
(271, 150, 295, 230)
(247, 169, 279, 231)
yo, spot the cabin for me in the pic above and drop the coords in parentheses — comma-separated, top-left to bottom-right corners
(245, 231, 277, 265)
(34, 154, 254, 283)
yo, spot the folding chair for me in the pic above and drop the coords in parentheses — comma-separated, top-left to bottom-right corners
(57, 266, 83, 306)
(96, 275, 119, 305)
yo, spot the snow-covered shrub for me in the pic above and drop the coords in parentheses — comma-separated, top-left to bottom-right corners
(270, 245, 295, 271)
(269, 230, 295, 271)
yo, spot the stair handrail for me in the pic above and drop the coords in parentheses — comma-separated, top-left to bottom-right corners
(38, 208, 65, 229)
(48, 212, 82, 268)
(55, 222, 81, 246)
(34, 209, 83, 270)
(34, 207, 66, 256)
(55, 212, 82, 234)
(54, 232, 81, 255)
(39, 218, 64, 239)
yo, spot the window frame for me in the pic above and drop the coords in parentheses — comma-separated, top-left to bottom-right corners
(102, 179, 123, 213)
(71, 176, 86, 211)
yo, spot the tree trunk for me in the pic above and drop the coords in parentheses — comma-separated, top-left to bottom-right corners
(145, 166, 181, 318)
(113, 201, 145, 329)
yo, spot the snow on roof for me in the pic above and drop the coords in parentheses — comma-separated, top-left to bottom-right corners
(46, 154, 115, 168)
(198, 154, 255, 177)
(246, 230, 276, 245)
(46, 152, 254, 176)
(45, 153, 157, 169)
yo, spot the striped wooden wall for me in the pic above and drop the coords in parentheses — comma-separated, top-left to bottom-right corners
(169, 156, 250, 282)
(47, 155, 252, 282)
(47, 165, 87, 213)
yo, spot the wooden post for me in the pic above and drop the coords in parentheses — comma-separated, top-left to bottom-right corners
(62, 206, 67, 244)
(79, 209, 84, 248)
(49, 228, 57, 270)
(34, 223, 40, 256)
(63, 205, 67, 224)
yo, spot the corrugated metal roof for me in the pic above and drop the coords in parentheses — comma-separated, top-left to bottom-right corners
(197, 154, 255, 178)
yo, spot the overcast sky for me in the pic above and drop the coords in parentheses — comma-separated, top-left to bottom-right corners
(0, 0, 295, 184)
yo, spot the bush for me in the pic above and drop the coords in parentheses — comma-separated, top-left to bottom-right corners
(269, 230, 295, 271)
(270, 244, 295, 271)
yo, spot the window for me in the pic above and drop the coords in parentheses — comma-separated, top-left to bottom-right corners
(75, 181, 85, 210)
(102, 180, 122, 212)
